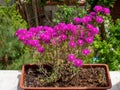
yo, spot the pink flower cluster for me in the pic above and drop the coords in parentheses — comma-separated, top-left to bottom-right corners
(74, 5, 110, 25)
(15, 5, 110, 67)
(68, 54, 83, 67)
(94, 5, 110, 15)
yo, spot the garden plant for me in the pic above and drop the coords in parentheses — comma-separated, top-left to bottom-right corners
(0, 0, 34, 70)
(16, 5, 112, 89)
(93, 17, 120, 70)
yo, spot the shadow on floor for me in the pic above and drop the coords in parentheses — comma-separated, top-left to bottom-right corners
(108, 81, 120, 90)
(17, 74, 21, 90)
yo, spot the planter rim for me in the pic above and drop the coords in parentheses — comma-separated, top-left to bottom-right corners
(20, 64, 112, 90)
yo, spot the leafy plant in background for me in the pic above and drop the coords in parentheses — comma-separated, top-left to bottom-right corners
(0, 1, 31, 69)
(53, 5, 87, 24)
(93, 16, 120, 70)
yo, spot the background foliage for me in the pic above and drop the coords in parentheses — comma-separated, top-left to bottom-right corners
(93, 16, 120, 70)
(0, 1, 33, 69)
(53, 5, 87, 24)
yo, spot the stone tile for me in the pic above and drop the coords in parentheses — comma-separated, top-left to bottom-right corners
(0, 71, 21, 90)
(108, 71, 120, 90)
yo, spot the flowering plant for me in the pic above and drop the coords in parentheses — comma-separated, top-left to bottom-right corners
(15, 5, 110, 68)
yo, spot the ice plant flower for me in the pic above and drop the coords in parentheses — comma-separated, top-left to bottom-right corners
(81, 16, 92, 23)
(68, 54, 76, 62)
(94, 5, 103, 12)
(82, 49, 90, 56)
(73, 59, 83, 67)
(89, 12, 96, 16)
(37, 47, 45, 53)
(77, 39, 84, 46)
(68, 24, 77, 35)
(60, 34, 67, 41)
(91, 27, 99, 35)
(103, 7, 110, 15)
(69, 41, 76, 48)
(86, 37, 94, 44)
(73, 17, 81, 24)
(27, 40, 39, 47)
(96, 16, 103, 24)
(15, 29, 27, 36)
(25, 32, 33, 39)
(87, 24, 94, 30)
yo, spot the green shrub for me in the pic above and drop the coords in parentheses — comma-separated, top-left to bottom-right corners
(93, 17, 120, 70)
(0, 1, 31, 69)
(53, 5, 87, 24)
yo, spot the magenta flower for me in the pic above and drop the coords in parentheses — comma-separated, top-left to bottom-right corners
(40, 34, 51, 43)
(87, 32, 93, 37)
(73, 59, 83, 67)
(77, 39, 84, 46)
(29, 27, 38, 34)
(82, 49, 90, 56)
(87, 24, 94, 29)
(60, 34, 67, 41)
(69, 41, 76, 48)
(24, 32, 33, 40)
(80, 31, 84, 38)
(89, 12, 96, 16)
(81, 16, 92, 23)
(94, 5, 103, 12)
(68, 24, 77, 35)
(36, 26, 43, 31)
(18, 35, 26, 41)
(35, 44, 41, 48)
(45, 27, 54, 35)
(27, 40, 39, 47)
(86, 37, 94, 44)
(73, 17, 81, 24)
(103, 7, 110, 15)
(96, 16, 103, 24)
(92, 27, 99, 35)
(15, 29, 27, 36)
(68, 54, 76, 62)
(53, 25, 59, 32)
(37, 47, 45, 53)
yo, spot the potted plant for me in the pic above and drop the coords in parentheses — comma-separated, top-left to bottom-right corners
(15, 5, 112, 90)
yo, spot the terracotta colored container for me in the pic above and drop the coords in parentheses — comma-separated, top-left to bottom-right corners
(20, 64, 112, 90)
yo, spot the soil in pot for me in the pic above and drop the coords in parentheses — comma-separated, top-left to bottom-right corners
(24, 64, 109, 87)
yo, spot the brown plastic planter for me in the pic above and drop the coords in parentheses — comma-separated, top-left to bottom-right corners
(20, 64, 112, 90)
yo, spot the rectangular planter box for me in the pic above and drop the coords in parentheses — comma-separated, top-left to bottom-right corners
(20, 64, 112, 90)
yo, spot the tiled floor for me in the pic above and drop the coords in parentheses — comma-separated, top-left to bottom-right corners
(0, 70, 120, 90)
